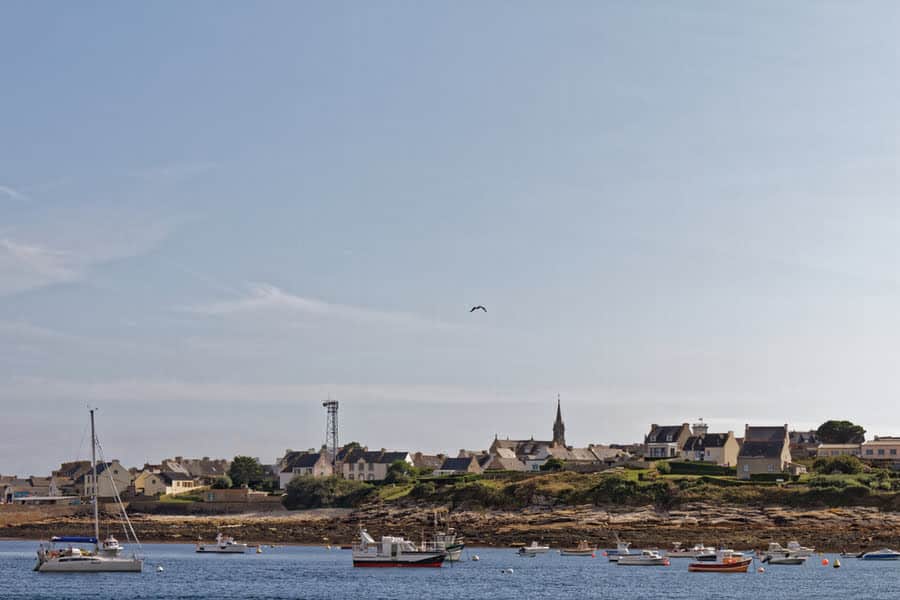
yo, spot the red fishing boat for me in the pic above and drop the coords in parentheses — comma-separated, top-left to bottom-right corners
(688, 550, 753, 573)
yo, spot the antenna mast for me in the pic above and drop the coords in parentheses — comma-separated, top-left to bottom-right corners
(323, 399, 339, 467)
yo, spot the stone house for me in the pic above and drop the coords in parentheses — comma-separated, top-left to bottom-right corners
(434, 456, 483, 476)
(278, 452, 333, 489)
(644, 423, 692, 459)
(861, 437, 900, 464)
(680, 429, 740, 466)
(134, 470, 198, 497)
(340, 449, 413, 482)
(816, 443, 862, 458)
(75, 460, 134, 499)
(736, 425, 794, 479)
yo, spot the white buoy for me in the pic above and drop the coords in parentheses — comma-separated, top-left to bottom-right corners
(156, 565, 164, 572)
(501, 568, 514, 574)
(757, 567, 765, 573)
(472, 554, 480, 561)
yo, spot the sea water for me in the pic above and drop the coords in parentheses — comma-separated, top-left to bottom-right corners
(2, 540, 899, 599)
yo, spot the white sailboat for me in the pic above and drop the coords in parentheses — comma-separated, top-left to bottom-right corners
(34, 409, 143, 573)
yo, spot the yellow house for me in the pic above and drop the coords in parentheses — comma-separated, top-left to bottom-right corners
(737, 425, 792, 480)
(134, 470, 197, 497)
(77, 460, 134, 499)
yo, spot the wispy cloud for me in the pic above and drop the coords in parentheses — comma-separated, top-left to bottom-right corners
(0, 185, 29, 202)
(185, 283, 456, 330)
(0, 215, 180, 297)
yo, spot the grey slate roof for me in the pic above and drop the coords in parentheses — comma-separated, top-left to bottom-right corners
(683, 433, 730, 451)
(746, 426, 787, 442)
(646, 425, 685, 443)
(439, 457, 477, 472)
(739, 441, 785, 458)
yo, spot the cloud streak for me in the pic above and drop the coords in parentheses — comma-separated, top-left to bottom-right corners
(0, 185, 29, 202)
(185, 283, 457, 330)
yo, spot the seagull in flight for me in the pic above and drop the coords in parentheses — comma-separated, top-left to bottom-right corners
(470, 305, 487, 313)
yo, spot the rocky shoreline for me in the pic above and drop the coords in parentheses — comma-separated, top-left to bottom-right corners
(4, 503, 900, 552)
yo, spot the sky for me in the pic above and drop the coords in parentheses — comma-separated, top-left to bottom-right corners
(2, 2, 899, 475)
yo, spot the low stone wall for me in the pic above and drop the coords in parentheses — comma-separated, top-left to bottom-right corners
(128, 499, 285, 515)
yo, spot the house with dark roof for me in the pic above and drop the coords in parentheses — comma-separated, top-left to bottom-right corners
(789, 430, 821, 459)
(340, 449, 413, 482)
(680, 428, 740, 466)
(644, 423, 692, 459)
(411, 452, 447, 472)
(134, 469, 199, 497)
(737, 424, 798, 479)
(435, 456, 483, 476)
(278, 451, 333, 489)
(74, 460, 134, 499)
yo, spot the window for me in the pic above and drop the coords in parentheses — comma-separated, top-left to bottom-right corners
(891, 449, 898, 456)
(767, 464, 774, 473)
(743, 464, 749, 472)
(878, 449, 885, 456)
(866, 449, 874, 455)
(368, 463, 374, 471)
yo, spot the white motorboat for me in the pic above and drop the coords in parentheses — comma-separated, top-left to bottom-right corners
(762, 544, 807, 565)
(667, 542, 716, 559)
(859, 548, 900, 561)
(517, 541, 550, 555)
(617, 549, 670, 566)
(605, 541, 631, 562)
(785, 541, 815, 557)
(34, 410, 143, 573)
(353, 530, 446, 567)
(196, 532, 250, 553)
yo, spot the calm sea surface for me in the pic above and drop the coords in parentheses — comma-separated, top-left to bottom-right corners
(2, 540, 900, 600)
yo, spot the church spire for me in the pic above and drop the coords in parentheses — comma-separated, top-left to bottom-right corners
(552, 393, 566, 447)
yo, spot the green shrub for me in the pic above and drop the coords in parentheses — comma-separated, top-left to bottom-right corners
(655, 461, 672, 475)
(282, 476, 373, 509)
(812, 455, 864, 475)
(409, 481, 435, 499)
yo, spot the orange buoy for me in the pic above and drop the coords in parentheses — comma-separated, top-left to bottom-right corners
(821, 558, 829, 566)
(591, 553, 596, 558)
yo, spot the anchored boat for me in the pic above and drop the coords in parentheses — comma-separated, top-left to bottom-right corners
(560, 540, 595, 556)
(859, 548, 900, 561)
(667, 542, 716, 559)
(34, 410, 143, 573)
(353, 530, 446, 567)
(688, 550, 753, 573)
(617, 550, 670, 566)
(196, 533, 250, 553)
(517, 541, 551, 556)
(605, 541, 631, 562)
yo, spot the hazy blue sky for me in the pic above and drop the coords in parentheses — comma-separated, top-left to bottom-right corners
(2, 2, 899, 474)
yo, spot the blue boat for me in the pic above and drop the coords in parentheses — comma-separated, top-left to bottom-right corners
(859, 549, 900, 561)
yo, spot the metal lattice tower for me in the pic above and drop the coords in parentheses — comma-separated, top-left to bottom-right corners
(323, 399, 339, 467)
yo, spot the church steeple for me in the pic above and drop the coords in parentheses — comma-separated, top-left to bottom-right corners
(552, 394, 566, 447)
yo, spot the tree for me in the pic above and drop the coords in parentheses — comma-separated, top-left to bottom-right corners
(211, 475, 232, 489)
(228, 455, 265, 488)
(384, 460, 415, 484)
(540, 457, 564, 472)
(817, 420, 866, 444)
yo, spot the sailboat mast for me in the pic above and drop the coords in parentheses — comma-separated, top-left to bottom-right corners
(90, 409, 100, 543)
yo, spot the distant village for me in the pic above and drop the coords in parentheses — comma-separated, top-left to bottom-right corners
(2, 398, 895, 506)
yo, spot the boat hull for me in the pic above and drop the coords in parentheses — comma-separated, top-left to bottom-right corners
(618, 558, 670, 566)
(861, 555, 900, 561)
(353, 554, 446, 568)
(560, 550, 595, 556)
(36, 557, 143, 573)
(196, 545, 248, 553)
(688, 558, 753, 573)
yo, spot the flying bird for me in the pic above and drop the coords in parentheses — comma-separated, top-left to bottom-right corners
(470, 305, 487, 313)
